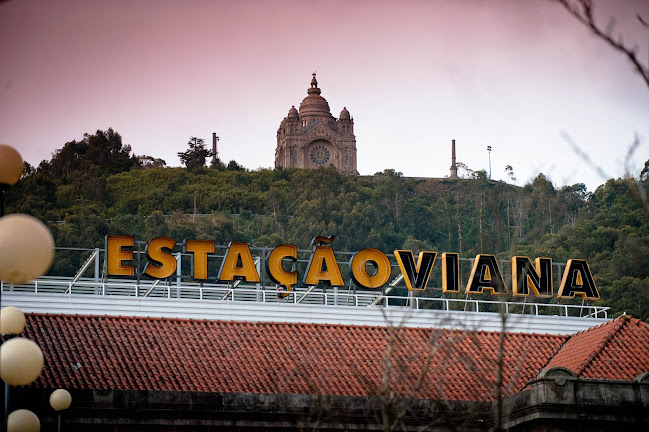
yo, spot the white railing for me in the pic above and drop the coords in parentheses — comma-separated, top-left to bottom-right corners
(1, 277, 609, 319)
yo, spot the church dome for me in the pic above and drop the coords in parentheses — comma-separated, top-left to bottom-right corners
(298, 73, 332, 117)
(287, 105, 298, 118)
(339, 107, 350, 120)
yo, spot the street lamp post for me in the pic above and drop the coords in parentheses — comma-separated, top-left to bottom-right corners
(487, 146, 492, 180)
(1, 306, 44, 431)
(50, 389, 72, 432)
(0, 145, 56, 432)
(1, 306, 27, 428)
(0, 145, 55, 287)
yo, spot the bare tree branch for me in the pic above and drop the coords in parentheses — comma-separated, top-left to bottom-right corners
(560, 130, 610, 180)
(555, 0, 649, 89)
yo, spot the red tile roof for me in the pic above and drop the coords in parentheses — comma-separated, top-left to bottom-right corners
(10, 314, 648, 402)
(545, 315, 649, 380)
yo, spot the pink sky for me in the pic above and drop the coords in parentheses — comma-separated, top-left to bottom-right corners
(1, 0, 648, 191)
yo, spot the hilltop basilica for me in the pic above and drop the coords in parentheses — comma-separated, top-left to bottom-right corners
(275, 74, 358, 174)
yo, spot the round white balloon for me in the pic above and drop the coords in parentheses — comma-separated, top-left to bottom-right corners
(7, 409, 40, 432)
(0, 337, 44, 386)
(0, 306, 26, 336)
(0, 144, 24, 186)
(50, 388, 72, 411)
(0, 214, 54, 284)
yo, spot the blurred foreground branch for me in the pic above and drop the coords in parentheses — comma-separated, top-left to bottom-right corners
(555, 0, 649, 89)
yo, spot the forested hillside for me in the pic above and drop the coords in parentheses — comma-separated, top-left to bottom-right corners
(9, 130, 649, 320)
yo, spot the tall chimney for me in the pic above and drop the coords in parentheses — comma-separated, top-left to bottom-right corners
(450, 139, 458, 178)
(212, 133, 219, 166)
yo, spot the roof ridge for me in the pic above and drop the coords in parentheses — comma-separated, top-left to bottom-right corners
(23, 312, 413, 331)
(537, 334, 572, 373)
(573, 316, 626, 375)
(24, 312, 586, 337)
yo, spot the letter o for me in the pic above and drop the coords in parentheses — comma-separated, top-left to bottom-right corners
(349, 248, 391, 289)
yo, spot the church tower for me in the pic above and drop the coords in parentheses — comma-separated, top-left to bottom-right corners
(275, 74, 358, 174)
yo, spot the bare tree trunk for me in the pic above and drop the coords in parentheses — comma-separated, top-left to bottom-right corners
(518, 193, 524, 238)
(493, 311, 506, 431)
(506, 198, 511, 250)
(394, 187, 400, 228)
(479, 192, 484, 253)
(455, 193, 463, 255)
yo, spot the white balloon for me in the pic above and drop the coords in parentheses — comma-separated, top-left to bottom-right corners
(0, 144, 24, 186)
(50, 388, 72, 411)
(7, 409, 40, 432)
(0, 337, 44, 386)
(0, 214, 54, 284)
(0, 306, 26, 336)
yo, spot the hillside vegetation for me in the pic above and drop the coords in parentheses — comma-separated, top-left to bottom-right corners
(9, 129, 649, 320)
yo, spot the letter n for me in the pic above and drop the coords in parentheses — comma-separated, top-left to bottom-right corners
(512, 256, 553, 297)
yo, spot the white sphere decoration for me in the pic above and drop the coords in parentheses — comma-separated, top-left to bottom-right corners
(0, 337, 44, 386)
(1, 306, 26, 336)
(0, 214, 55, 284)
(0, 144, 24, 186)
(7, 409, 40, 432)
(50, 389, 72, 411)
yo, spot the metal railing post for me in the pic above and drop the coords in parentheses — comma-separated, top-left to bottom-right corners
(94, 247, 100, 294)
(176, 253, 182, 298)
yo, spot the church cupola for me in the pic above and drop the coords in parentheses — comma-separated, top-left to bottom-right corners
(299, 73, 332, 118)
(276, 73, 358, 175)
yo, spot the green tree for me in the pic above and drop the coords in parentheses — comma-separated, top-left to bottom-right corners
(137, 155, 167, 169)
(43, 128, 138, 180)
(227, 160, 246, 171)
(178, 137, 212, 172)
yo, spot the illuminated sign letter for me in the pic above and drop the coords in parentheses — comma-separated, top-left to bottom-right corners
(303, 246, 344, 287)
(466, 254, 507, 295)
(512, 256, 553, 297)
(266, 244, 298, 291)
(184, 240, 215, 280)
(105, 235, 135, 277)
(219, 242, 260, 282)
(557, 259, 599, 300)
(394, 250, 437, 291)
(442, 252, 460, 293)
(349, 248, 391, 289)
(143, 237, 177, 279)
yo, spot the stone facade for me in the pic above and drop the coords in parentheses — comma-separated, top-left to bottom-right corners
(275, 74, 357, 174)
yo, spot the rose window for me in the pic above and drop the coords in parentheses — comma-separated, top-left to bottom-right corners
(310, 145, 331, 166)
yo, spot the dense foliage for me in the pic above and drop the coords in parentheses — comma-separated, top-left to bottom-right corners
(8, 130, 649, 320)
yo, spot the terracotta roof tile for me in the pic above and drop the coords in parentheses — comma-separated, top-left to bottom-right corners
(6, 313, 575, 402)
(546, 315, 649, 380)
(6, 314, 646, 401)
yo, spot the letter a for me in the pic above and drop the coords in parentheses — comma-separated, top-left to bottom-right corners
(557, 259, 599, 300)
(219, 242, 260, 283)
(466, 254, 507, 295)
